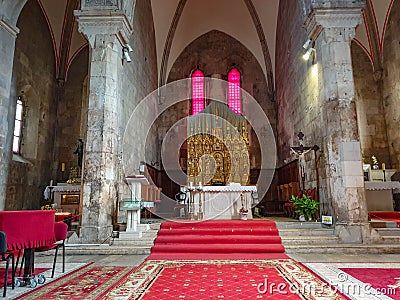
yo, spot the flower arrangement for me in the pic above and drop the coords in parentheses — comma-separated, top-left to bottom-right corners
(239, 206, 248, 213)
(41, 203, 56, 210)
(41, 204, 54, 210)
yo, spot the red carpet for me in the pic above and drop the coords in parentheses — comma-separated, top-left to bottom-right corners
(15, 264, 133, 299)
(103, 259, 347, 299)
(369, 211, 400, 226)
(148, 220, 288, 260)
(340, 268, 400, 299)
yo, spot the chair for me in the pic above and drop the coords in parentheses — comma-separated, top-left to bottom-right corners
(0, 231, 15, 297)
(32, 222, 68, 278)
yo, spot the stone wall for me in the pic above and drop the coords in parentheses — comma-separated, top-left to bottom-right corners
(117, 0, 158, 198)
(6, 0, 57, 209)
(382, 0, 400, 169)
(55, 47, 89, 182)
(351, 42, 390, 167)
(276, 1, 323, 175)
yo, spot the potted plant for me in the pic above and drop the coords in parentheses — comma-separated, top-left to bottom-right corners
(291, 194, 319, 221)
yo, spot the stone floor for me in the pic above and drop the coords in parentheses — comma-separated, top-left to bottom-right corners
(33, 252, 400, 266)
(8, 217, 400, 299)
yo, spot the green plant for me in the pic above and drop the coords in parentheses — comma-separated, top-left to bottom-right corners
(291, 194, 319, 221)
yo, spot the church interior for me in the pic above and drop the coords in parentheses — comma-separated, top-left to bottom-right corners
(1, 0, 400, 298)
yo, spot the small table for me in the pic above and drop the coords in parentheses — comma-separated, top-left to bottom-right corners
(55, 212, 73, 229)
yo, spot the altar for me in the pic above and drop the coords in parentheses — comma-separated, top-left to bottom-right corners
(363, 167, 400, 211)
(189, 184, 257, 220)
(365, 181, 400, 211)
(44, 185, 81, 215)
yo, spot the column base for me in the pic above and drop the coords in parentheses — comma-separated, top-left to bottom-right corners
(335, 222, 382, 244)
(79, 225, 113, 243)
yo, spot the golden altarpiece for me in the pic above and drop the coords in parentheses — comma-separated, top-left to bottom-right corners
(187, 101, 250, 186)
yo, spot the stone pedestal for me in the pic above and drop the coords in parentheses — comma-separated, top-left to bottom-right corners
(0, 19, 19, 210)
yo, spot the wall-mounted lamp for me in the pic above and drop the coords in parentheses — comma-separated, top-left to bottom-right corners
(302, 47, 315, 61)
(302, 38, 316, 63)
(302, 39, 312, 50)
(122, 44, 133, 63)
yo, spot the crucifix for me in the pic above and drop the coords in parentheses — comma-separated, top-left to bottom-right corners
(290, 132, 319, 190)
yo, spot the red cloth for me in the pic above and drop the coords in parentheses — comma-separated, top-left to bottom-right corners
(368, 211, 400, 226)
(0, 210, 56, 251)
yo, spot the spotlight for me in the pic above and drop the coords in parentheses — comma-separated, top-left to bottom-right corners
(123, 50, 132, 62)
(302, 47, 315, 61)
(124, 43, 133, 52)
(302, 39, 312, 50)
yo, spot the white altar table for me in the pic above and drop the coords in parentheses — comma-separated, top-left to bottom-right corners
(191, 184, 257, 220)
(365, 181, 400, 211)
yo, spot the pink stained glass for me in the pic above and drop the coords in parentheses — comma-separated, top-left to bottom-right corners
(228, 68, 242, 114)
(191, 69, 205, 115)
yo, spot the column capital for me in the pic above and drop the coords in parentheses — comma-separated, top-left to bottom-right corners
(304, 2, 364, 40)
(0, 17, 19, 38)
(74, 9, 133, 48)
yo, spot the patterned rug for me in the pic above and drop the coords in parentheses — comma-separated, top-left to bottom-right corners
(102, 259, 347, 300)
(15, 264, 133, 300)
(304, 262, 400, 300)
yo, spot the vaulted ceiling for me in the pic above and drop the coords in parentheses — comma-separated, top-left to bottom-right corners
(33, 0, 394, 82)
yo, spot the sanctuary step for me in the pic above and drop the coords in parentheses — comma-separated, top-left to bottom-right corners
(370, 220, 399, 228)
(148, 220, 287, 260)
(276, 221, 339, 250)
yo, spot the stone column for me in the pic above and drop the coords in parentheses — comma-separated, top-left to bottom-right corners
(75, 8, 132, 243)
(305, 2, 378, 243)
(0, 19, 19, 210)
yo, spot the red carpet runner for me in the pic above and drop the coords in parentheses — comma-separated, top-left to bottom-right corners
(148, 220, 288, 260)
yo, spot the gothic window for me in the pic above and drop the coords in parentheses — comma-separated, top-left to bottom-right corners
(191, 69, 205, 115)
(228, 68, 242, 114)
(12, 94, 24, 154)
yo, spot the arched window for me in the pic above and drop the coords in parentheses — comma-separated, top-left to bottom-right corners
(13, 94, 24, 154)
(191, 69, 205, 115)
(228, 68, 242, 114)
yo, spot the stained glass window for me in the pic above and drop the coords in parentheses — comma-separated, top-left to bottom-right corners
(191, 69, 205, 115)
(228, 68, 242, 114)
